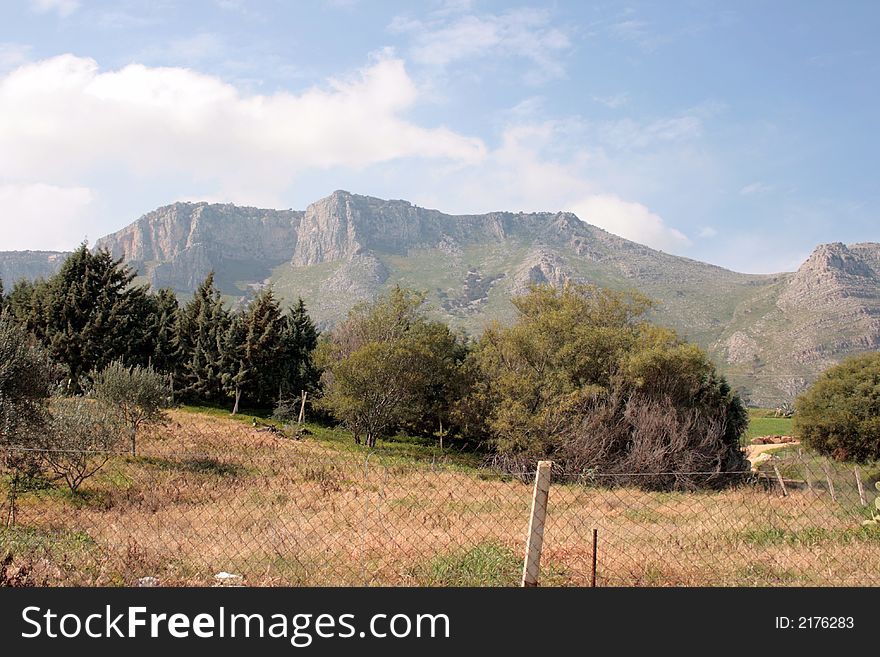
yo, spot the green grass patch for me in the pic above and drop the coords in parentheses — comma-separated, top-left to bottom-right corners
(177, 405, 486, 471)
(745, 409, 794, 443)
(0, 525, 95, 557)
(623, 507, 664, 523)
(390, 495, 425, 511)
(418, 541, 521, 586)
(740, 525, 880, 547)
(178, 404, 282, 428)
(735, 562, 802, 585)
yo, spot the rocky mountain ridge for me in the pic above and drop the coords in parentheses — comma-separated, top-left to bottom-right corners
(2, 190, 877, 406)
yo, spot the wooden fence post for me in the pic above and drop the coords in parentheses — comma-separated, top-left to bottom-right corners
(522, 460, 553, 587)
(298, 390, 308, 424)
(822, 459, 836, 502)
(855, 466, 867, 506)
(799, 449, 814, 492)
(772, 463, 787, 497)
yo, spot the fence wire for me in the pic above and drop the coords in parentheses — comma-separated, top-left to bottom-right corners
(1, 417, 878, 587)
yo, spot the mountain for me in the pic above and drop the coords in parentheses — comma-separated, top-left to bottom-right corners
(6, 190, 879, 405)
(0, 250, 69, 286)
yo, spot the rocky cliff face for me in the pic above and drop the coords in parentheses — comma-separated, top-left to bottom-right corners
(95, 202, 303, 291)
(7, 190, 878, 406)
(706, 241, 880, 405)
(291, 190, 593, 265)
(0, 251, 68, 286)
(779, 242, 879, 309)
(776, 242, 880, 360)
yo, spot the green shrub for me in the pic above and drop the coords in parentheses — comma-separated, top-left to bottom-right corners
(44, 397, 123, 492)
(469, 284, 748, 490)
(92, 360, 171, 456)
(794, 353, 880, 462)
(0, 314, 58, 515)
(316, 287, 469, 447)
(0, 314, 57, 448)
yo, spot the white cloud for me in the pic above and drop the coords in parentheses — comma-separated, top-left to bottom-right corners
(389, 8, 570, 82)
(740, 181, 773, 196)
(401, 117, 692, 254)
(0, 53, 703, 256)
(592, 93, 628, 109)
(568, 194, 691, 252)
(0, 183, 94, 250)
(30, 0, 79, 18)
(0, 54, 485, 211)
(699, 226, 718, 238)
(599, 114, 704, 150)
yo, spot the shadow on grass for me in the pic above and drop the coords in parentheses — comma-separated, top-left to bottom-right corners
(137, 456, 249, 478)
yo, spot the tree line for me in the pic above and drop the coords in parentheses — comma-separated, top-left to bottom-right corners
(1, 244, 755, 490)
(0, 244, 320, 410)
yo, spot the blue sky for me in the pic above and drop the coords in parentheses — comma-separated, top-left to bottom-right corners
(0, 0, 877, 273)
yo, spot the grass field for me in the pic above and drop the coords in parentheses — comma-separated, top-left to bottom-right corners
(2, 407, 879, 587)
(745, 408, 794, 443)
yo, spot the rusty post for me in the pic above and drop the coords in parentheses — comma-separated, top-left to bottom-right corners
(591, 528, 598, 587)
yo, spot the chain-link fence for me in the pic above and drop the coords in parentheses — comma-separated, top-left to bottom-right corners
(2, 416, 879, 587)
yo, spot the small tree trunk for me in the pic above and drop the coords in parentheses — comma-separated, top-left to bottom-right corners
(439, 418, 444, 451)
(169, 373, 175, 404)
(232, 387, 241, 415)
(129, 426, 137, 457)
(6, 470, 19, 528)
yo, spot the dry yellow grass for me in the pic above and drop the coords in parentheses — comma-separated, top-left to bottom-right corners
(2, 410, 879, 586)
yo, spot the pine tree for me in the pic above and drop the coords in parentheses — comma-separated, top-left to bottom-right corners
(149, 288, 182, 375)
(220, 312, 247, 414)
(5, 278, 48, 336)
(280, 297, 320, 399)
(34, 244, 150, 390)
(122, 286, 166, 369)
(177, 273, 230, 402)
(222, 287, 287, 413)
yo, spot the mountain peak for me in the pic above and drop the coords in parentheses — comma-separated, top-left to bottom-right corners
(798, 242, 876, 278)
(7, 193, 878, 407)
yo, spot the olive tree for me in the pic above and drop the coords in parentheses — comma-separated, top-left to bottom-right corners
(0, 315, 57, 525)
(44, 397, 123, 493)
(92, 360, 171, 456)
(316, 287, 469, 447)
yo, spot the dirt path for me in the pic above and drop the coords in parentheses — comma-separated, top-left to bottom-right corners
(744, 441, 800, 469)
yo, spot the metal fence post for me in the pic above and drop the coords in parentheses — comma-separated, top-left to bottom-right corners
(522, 460, 552, 587)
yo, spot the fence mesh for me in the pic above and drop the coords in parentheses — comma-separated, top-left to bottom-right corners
(2, 415, 879, 587)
